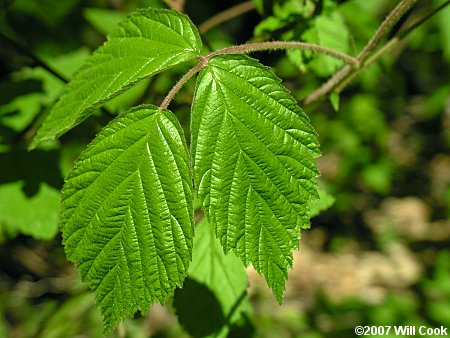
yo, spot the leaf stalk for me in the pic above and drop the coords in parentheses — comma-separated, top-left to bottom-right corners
(159, 41, 358, 109)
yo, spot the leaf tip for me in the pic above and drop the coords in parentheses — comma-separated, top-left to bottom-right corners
(28, 134, 47, 150)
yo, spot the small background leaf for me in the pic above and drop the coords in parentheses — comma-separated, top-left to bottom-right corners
(83, 8, 126, 36)
(61, 105, 194, 334)
(0, 48, 89, 132)
(174, 218, 254, 338)
(309, 187, 335, 218)
(0, 150, 62, 242)
(31, 8, 202, 148)
(330, 92, 340, 112)
(192, 54, 320, 302)
(0, 182, 60, 242)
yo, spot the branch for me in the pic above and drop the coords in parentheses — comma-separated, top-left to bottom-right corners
(158, 0, 449, 110)
(303, 65, 351, 105)
(198, 1, 256, 34)
(328, 0, 450, 101)
(333, 0, 450, 94)
(396, 0, 450, 40)
(304, 0, 420, 105)
(335, 38, 400, 94)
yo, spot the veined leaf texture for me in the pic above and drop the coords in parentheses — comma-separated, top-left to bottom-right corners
(192, 54, 320, 301)
(61, 106, 194, 334)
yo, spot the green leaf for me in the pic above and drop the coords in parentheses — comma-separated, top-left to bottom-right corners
(192, 54, 320, 302)
(253, 0, 264, 15)
(330, 92, 340, 112)
(31, 8, 202, 149)
(61, 105, 194, 334)
(174, 218, 253, 338)
(309, 187, 335, 218)
(0, 48, 89, 133)
(0, 149, 62, 242)
(0, 182, 60, 242)
(305, 10, 351, 76)
(83, 8, 127, 36)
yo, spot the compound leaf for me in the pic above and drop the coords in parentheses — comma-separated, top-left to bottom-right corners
(192, 54, 320, 302)
(31, 8, 202, 148)
(61, 105, 194, 334)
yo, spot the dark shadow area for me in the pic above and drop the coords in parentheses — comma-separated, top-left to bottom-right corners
(174, 277, 225, 337)
(0, 149, 63, 196)
(0, 78, 42, 106)
(227, 312, 255, 338)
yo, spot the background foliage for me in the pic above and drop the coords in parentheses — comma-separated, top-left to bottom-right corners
(0, 0, 449, 337)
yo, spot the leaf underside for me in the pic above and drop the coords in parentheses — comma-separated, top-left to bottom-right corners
(31, 8, 202, 148)
(61, 105, 194, 334)
(192, 54, 320, 301)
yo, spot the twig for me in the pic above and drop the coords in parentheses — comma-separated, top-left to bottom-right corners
(334, 0, 450, 95)
(158, 41, 358, 110)
(163, 0, 185, 12)
(334, 38, 401, 93)
(358, 0, 418, 61)
(303, 65, 351, 105)
(304, 0, 419, 105)
(396, 0, 450, 40)
(158, 0, 450, 110)
(199, 1, 256, 34)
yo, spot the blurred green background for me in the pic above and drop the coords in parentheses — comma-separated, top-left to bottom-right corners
(0, 0, 449, 337)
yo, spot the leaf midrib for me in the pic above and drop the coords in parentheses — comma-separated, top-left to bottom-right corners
(205, 69, 301, 265)
(209, 69, 312, 220)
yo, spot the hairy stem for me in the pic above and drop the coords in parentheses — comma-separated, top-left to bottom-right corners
(330, 0, 450, 97)
(303, 66, 350, 105)
(161, 0, 448, 110)
(210, 41, 358, 65)
(199, 1, 256, 34)
(358, 0, 418, 61)
(159, 60, 206, 110)
(335, 38, 400, 93)
(397, 0, 450, 40)
(159, 41, 358, 110)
